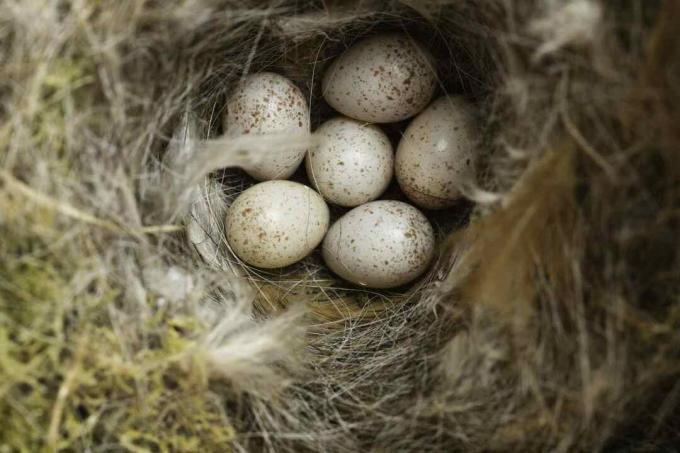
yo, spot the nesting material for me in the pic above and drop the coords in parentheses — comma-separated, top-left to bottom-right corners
(2, 1, 680, 452)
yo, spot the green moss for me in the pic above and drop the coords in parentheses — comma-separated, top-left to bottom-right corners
(0, 213, 235, 451)
(1, 19, 236, 447)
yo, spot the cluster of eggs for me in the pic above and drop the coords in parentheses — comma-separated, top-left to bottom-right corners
(223, 33, 478, 289)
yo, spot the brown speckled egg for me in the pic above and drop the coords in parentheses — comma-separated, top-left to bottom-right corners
(322, 200, 435, 289)
(224, 72, 310, 180)
(306, 116, 393, 208)
(225, 181, 329, 268)
(395, 96, 479, 210)
(322, 33, 437, 123)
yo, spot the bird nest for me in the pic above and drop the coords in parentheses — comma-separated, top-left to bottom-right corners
(1, 1, 679, 452)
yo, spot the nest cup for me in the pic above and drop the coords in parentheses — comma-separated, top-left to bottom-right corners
(176, 2, 680, 450)
(187, 5, 497, 313)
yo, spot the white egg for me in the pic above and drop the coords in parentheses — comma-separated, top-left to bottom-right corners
(322, 200, 435, 289)
(224, 72, 310, 180)
(395, 96, 479, 210)
(322, 33, 437, 123)
(305, 116, 393, 208)
(225, 181, 329, 268)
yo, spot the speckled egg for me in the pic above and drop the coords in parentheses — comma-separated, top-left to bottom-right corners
(305, 116, 393, 207)
(225, 181, 329, 268)
(322, 33, 437, 123)
(395, 96, 479, 210)
(322, 200, 435, 289)
(224, 72, 310, 180)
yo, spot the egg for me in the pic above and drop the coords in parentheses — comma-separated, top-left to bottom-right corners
(225, 181, 329, 268)
(322, 200, 435, 289)
(395, 96, 479, 210)
(305, 116, 393, 207)
(224, 72, 310, 180)
(322, 33, 437, 123)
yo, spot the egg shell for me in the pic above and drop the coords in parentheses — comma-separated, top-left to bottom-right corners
(225, 181, 329, 268)
(322, 200, 435, 289)
(225, 72, 310, 180)
(322, 33, 437, 123)
(395, 96, 478, 210)
(306, 116, 393, 208)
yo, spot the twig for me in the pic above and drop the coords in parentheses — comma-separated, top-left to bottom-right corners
(0, 170, 182, 237)
(46, 335, 87, 452)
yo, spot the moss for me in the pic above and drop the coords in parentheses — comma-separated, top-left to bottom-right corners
(1, 14, 237, 448)
(0, 206, 235, 451)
